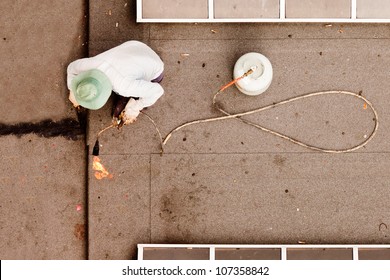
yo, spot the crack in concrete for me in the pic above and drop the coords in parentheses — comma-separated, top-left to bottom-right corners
(0, 118, 84, 140)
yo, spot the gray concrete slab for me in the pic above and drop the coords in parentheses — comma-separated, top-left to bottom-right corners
(88, 0, 390, 260)
(0, 135, 86, 259)
(88, 0, 150, 56)
(4, 0, 390, 262)
(89, 38, 388, 154)
(0, 0, 87, 124)
(0, 0, 87, 259)
(151, 153, 390, 244)
(153, 38, 388, 154)
(88, 155, 151, 259)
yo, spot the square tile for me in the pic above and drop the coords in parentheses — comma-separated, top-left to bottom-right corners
(357, 0, 390, 19)
(359, 248, 390, 260)
(215, 248, 281, 260)
(286, 0, 351, 18)
(287, 248, 353, 260)
(0, 136, 86, 259)
(214, 0, 279, 18)
(143, 247, 210, 260)
(142, 0, 208, 19)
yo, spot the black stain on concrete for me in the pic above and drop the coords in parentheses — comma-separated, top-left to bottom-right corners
(0, 118, 84, 140)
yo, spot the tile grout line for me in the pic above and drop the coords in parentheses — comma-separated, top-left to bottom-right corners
(99, 151, 390, 156)
(351, 0, 357, 20)
(85, 147, 90, 260)
(149, 153, 152, 244)
(148, 38, 390, 42)
(85, 0, 90, 260)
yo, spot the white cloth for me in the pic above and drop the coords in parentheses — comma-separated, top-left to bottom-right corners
(67, 41, 164, 112)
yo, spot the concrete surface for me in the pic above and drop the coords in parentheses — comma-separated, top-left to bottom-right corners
(2, 0, 390, 260)
(150, 154, 390, 244)
(88, 155, 151, 260)
(88, 0, 390, 260)
(0, 0, 88, 259)
(0, 135, 86, 259)
(0, 0, 87, 124)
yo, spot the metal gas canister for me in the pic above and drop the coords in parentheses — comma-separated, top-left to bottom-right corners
(233, 52, 273, 96)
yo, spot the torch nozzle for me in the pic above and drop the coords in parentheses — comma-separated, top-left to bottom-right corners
(243, 66, 257, 77)
(92, 139, 100, 156)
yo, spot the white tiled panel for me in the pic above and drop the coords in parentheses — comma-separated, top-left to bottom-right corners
(142, 0, 208, 19)
(357, 0, 390, 19)
(214, 0, 279, 19)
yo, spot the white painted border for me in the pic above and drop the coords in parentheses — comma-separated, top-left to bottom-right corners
(208, 0, 214, 20)
(351, 0, 357, 20)
(138, 244, 390, 260)
(353, 247, 359, 261)
(137, 18, 390, 23)
(136, 0, 390, 23)
(280, 0, 286, 19)
(209, 245, 216, 260)
(136, 0, 143, 22)
(281, 246, 287, 260)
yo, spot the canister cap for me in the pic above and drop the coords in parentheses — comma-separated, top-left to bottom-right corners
(233, 52, 273, 96)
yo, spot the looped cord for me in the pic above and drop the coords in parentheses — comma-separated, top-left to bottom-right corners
(163, 90, 379, 153)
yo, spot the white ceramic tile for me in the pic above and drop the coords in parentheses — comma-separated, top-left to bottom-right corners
(143, 0, 208, 19)
(286, 0, 351, 18)
(214, 0, 279, 18)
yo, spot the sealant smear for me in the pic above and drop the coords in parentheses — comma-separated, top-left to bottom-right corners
(0, 118, 84, 140)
